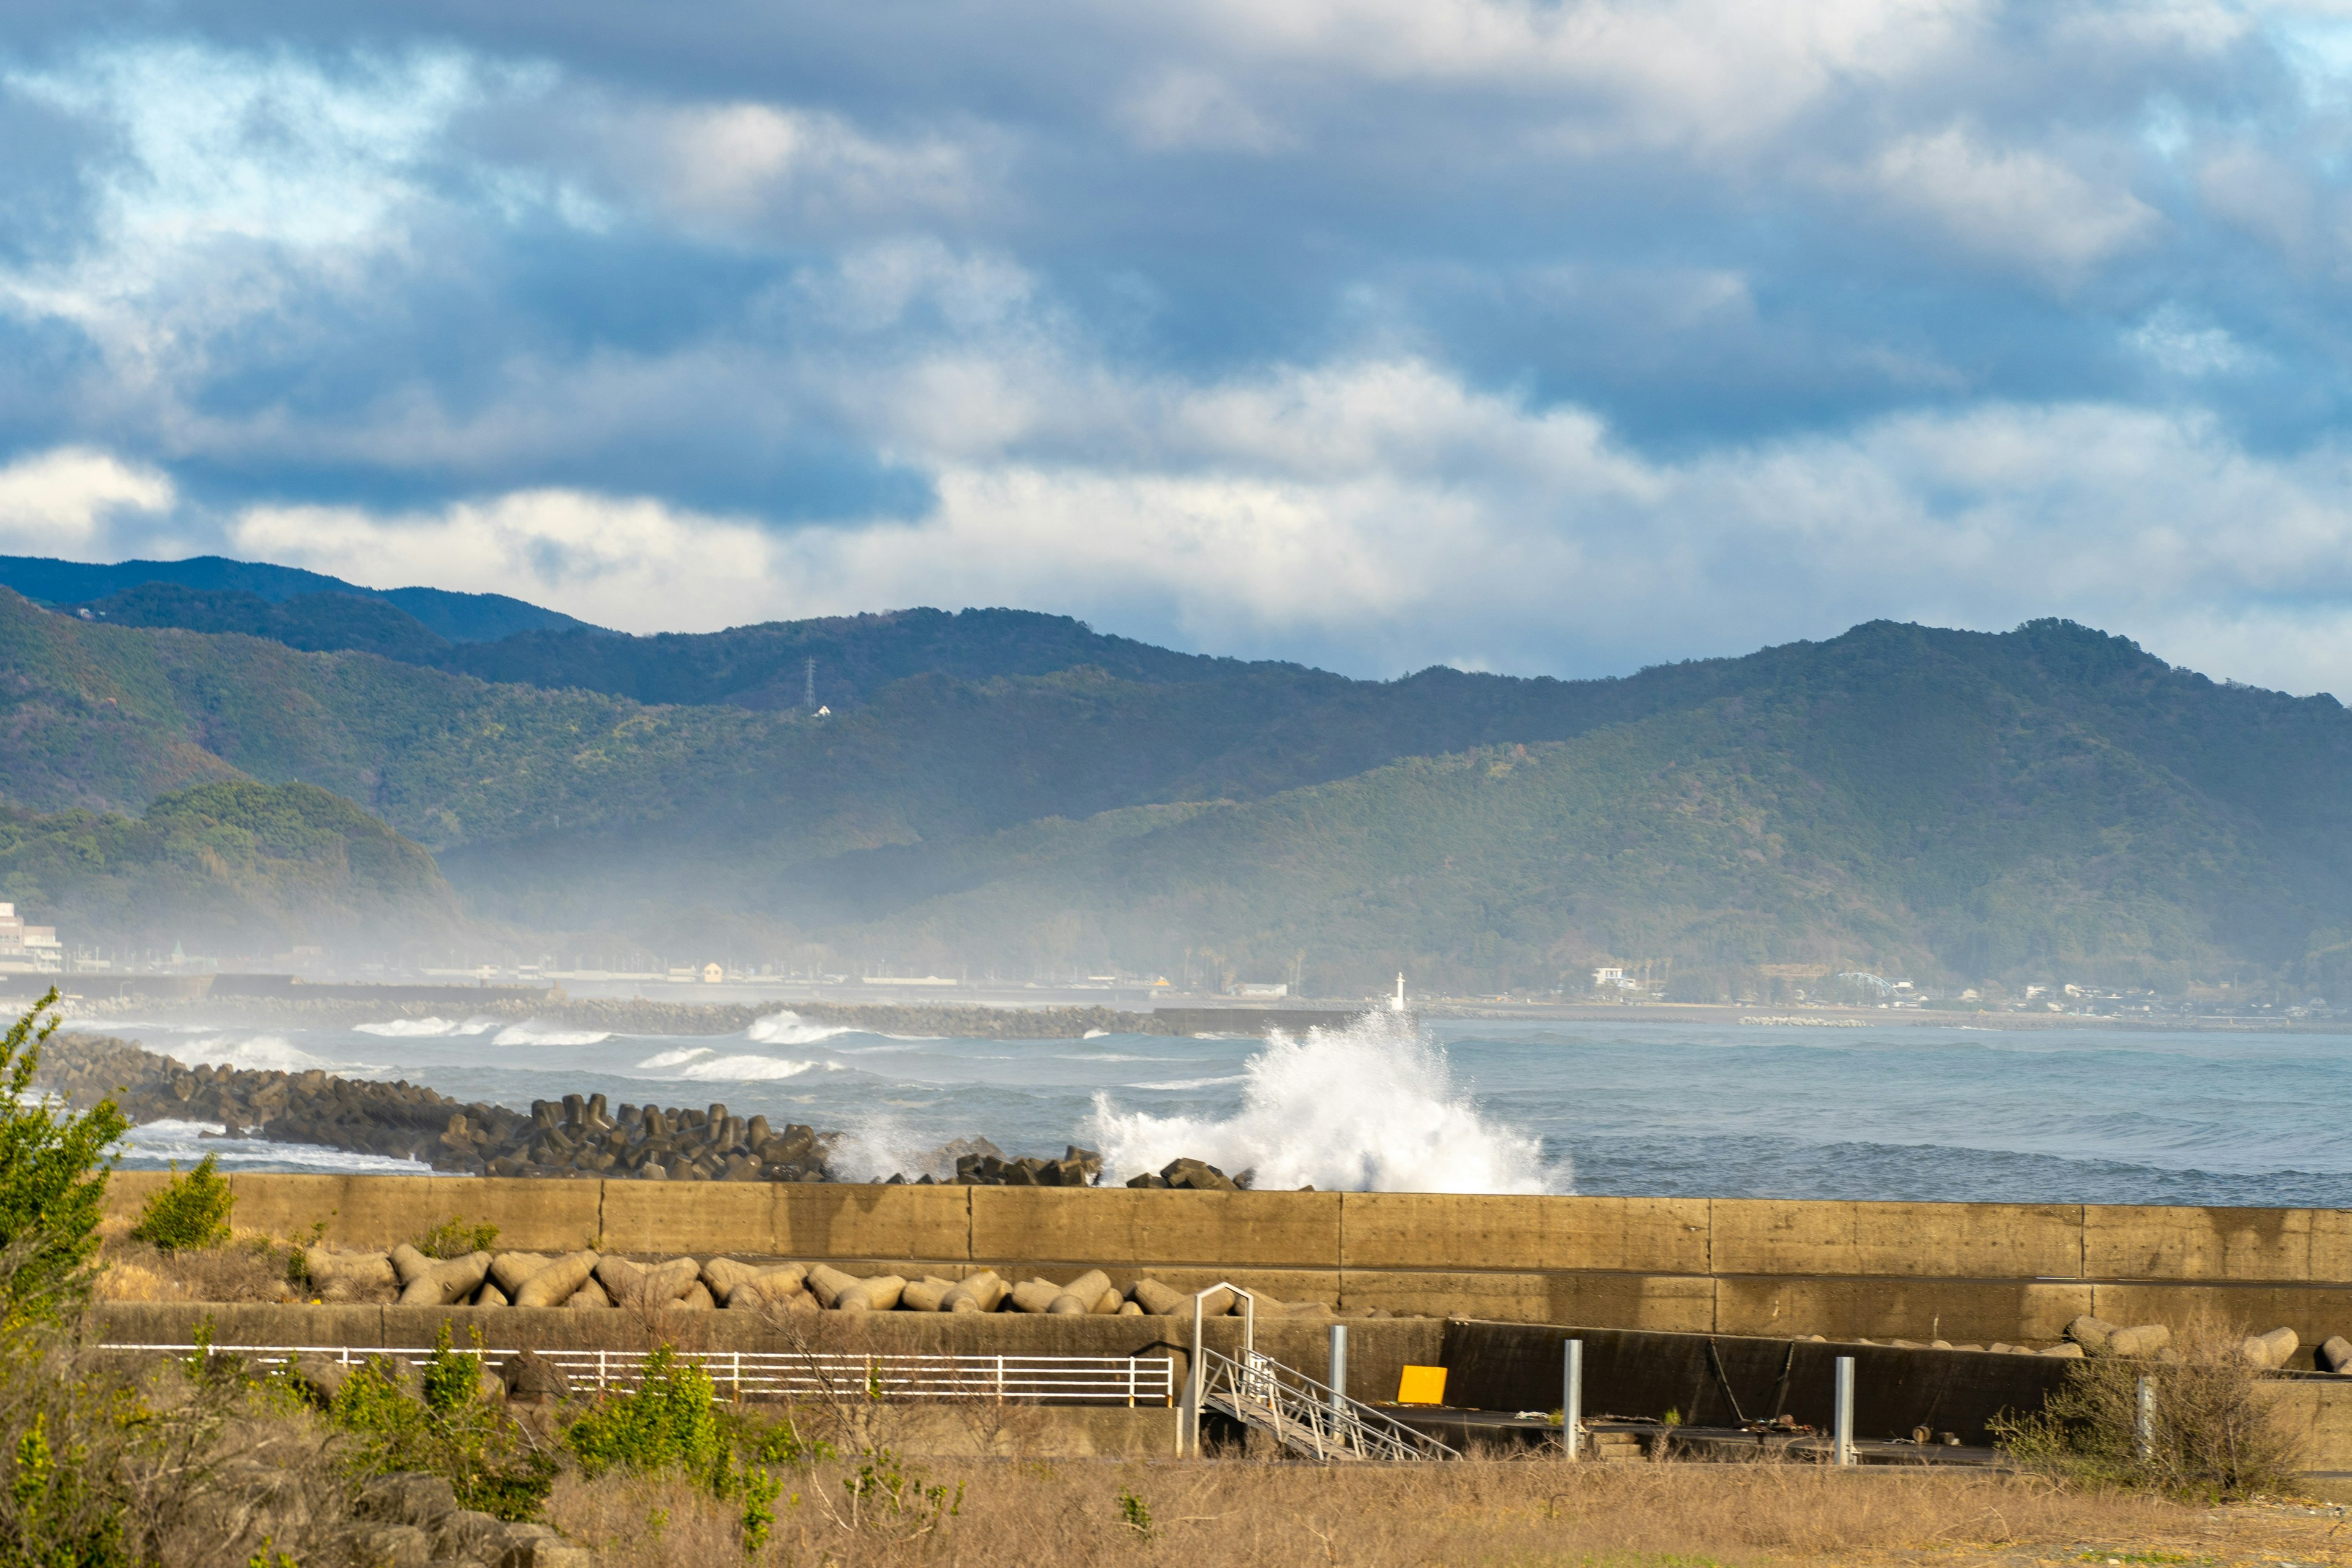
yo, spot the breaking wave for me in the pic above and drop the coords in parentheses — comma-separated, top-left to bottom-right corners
(176, 1035, 381, 1076)
(354, 1016, 497, 1038)
(633, 1046, 831, 1082)
(746, 1011, 854, 1046)
(116, 1119, 429, 1174)
(1084, 1011, 1564, 1194)
(491, 1021, 611, 1047)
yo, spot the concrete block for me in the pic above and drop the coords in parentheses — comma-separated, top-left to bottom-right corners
(974, 1188, 1341, 1268)
(1713, 1277, 2093, 1343)
(1338, 1194, 1708, 1273)
(774, 1185, 971, 1264)
(1710, 1200, 2082, 1280)
(2084, 1206, 2314, 1284)
(2262, 1380, 2352, 1473)
(1335, 1269, 1712, 1329)
(2090, 1284, 2352, 1353)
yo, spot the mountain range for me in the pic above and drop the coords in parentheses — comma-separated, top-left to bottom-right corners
(0, 553, 2346, 1000)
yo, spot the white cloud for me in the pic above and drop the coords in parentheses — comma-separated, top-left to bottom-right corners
(1868, 126, 2160, 282)
(625, 102, 979, 232)
(1, 43, 484, 334)
(197, 360, 2352, 696)
(1166, 0, 1996, 152)
(228, 490, 786, 631)
(0, 447, 174, 548)
(1119, 69, 1295, 153)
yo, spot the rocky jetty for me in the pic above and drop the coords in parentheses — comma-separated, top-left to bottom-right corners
(32, 1033, 1169, 1185)
(36, 1033, 843, 1179)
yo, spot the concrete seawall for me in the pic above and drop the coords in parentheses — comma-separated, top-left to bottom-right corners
(110, 1175, 2352, 1348)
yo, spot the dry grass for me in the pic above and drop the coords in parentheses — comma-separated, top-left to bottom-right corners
(538, 1453, 2326, 1568)
(92, 1237, 300, 1303)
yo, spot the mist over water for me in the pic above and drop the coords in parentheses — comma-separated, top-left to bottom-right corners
(99, 1009, 2352, 1205)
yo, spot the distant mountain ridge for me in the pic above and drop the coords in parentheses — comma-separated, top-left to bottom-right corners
(0, 554, 594, 643)
(0, 561, 2345, 998)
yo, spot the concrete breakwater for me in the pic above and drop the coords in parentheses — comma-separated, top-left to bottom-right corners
(99, 1172, 2352, 1355)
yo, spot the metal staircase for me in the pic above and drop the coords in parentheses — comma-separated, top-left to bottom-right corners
(1183, 1284, 1460, 1462)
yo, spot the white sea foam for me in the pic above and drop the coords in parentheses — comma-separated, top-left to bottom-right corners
(1134, 1074, 1248, 1091)
(116, 1119, 429, 1174)
(632, 1046, 828, 1082)
(492, 1021, 611, 1046)
(1084, 1012, 1564, 1194)
(826, 1115, 949, 1183)
(747, 1011, 854, 1046)
(176, 1034, 381, 1076)
(354, 1016, 496, 1038)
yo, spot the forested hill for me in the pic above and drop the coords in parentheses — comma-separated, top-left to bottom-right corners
(0, 575, 2346, 996)
(0, 781, 463, 961)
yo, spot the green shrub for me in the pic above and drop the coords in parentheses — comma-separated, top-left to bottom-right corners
(0, 989, 128, 1317)
(565, 1346, 725, 1480)
(564, 1346, 790, 1548)
(328, 1325, 554, 1520)
(129, 1154, 235, 1253)
(410, 1216, 498, 1259)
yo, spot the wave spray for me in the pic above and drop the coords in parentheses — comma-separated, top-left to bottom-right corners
(1085, 1011, 1566, 1194)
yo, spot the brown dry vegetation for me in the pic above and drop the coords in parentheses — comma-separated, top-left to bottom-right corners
(91, 1233, 305, 1303)
(543, 1457, 2351, 1568)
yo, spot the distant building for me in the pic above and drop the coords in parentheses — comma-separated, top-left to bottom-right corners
(0, 904, 61, 973)
(702, 962, 723, 984)
(1235, 981, 1289, 998)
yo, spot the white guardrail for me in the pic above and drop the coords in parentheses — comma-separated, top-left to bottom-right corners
(100, 1344, 1176, 1407)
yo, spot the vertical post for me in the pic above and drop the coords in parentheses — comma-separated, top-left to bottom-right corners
(1833, 1356, 1855, 1468)
(2135, 1376, 2155, 1463)
(1329, 1324, 1349, 1416)
(1563, 1339, 1584, 1460)
(1188, 1297, 1205, 1457)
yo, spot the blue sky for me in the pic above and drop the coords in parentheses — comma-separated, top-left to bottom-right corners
(3, 2, 2352, 692)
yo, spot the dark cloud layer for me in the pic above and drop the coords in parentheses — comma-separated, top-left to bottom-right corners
(1, 2, 2350, 691)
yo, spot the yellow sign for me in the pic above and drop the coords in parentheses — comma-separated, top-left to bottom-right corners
(1395, 1365, 1447, 1406)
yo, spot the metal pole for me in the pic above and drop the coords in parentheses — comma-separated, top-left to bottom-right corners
(1563, 1339, 1584, 1460)
(1188, 1297, 1205, 1457)
(2135, 1376, 2155, 1464)
(1329, 1324, 1348, 1415)
(1833, 1356, 1855, 1467)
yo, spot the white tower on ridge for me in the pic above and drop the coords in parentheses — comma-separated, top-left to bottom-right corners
(1391, 972, 1406, 1012)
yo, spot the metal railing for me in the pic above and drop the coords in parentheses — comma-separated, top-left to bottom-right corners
(1199, 1345, 1459, 1461)
(100, 1344, 1175, 1406)
(1180, 1281, 1458, 1462)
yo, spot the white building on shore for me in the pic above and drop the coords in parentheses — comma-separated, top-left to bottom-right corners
(0, 904, 61, 973)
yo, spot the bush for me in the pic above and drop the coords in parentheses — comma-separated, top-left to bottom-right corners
(410, 1216, 498, 1259)
(1996, 1310, 2305, 1499)
(564, 1346, 785, 1549)
(328, 1325, 555, 1520)
(129, 1154, 235, 1253)
(0, 989, 128, 1316)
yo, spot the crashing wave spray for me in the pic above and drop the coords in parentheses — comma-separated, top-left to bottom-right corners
(1084, 1011, 1566, 1194)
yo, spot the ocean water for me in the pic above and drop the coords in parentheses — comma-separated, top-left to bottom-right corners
(100, 1009, 2352, 1206)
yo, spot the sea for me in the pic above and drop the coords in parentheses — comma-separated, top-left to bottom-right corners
(102, 1009, 2352, 1206)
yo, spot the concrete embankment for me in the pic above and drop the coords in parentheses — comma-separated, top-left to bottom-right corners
(101, 1174, 2352, 1351)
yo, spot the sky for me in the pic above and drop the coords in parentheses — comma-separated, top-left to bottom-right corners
(4, 2, 2352, 692)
